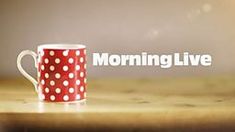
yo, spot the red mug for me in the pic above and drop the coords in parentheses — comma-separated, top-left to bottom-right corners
(17, 44, 87, 102)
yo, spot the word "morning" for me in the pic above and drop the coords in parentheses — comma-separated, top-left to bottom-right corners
(93, 52, 212, 68)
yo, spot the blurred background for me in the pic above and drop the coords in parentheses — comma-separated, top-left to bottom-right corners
(0, 1, 235, 131)
(0, 0, 235, 78)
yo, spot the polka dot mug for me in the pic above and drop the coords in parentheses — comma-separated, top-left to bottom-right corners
(17, 44, 87, 102)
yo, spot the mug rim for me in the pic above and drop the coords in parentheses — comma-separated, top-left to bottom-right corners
(38, 44, 86, 50)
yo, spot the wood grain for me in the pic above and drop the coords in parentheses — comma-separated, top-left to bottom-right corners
(0, 76, 235, 131)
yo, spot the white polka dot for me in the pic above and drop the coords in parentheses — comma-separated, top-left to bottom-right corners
(69, 87, 74, 93)
(76, 80, 80, 85)
(45, 73, 49, 78)
(75, 65, 80, 71)
(69, 73, 74, 78)
(45, 87, 49, 93)
(55, 73, 61, 79)
(84, 78, 87, 83)
(68, 58, 74, 64)
(44, 58, 49, 64)
(63, 50, 69, 56)
(55, 58, 60, 64)
(41, 65, 45, 70)
(63, 65, 68, 71)
(84, 50, 86, 55)
(80, 57, 84, 63)
(76, 51, 80, 56)
(84, 64, 86, 69)
(80, 86, 84, 92)
(55, 88, 61, 94)
(50, 80, 55, 86)
(41, 79, 45, 85)
(84, 92, 86, 98)
(80, 72, 84, 77)
(63, 80, 69, 86)
(63, 95, 69, 101)
(76, 94, 80, 100)
(49, 51, 55, 56)
(50, 95, 55, 101)
(50, 65, 55, 71)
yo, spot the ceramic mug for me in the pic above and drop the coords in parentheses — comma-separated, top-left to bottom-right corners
(17, 44, 87, 102)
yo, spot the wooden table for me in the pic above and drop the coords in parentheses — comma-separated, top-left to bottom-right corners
(0, 76, 235, 131)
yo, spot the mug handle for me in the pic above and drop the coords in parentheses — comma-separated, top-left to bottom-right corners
(17, 50, 38, 92)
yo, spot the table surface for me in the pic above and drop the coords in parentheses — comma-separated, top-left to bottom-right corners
(0, 76, 235, 131)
